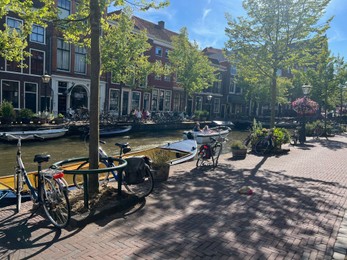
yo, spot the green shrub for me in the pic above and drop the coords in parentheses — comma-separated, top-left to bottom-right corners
(0, 101, 16, 123)
(19, 108, 34, 119)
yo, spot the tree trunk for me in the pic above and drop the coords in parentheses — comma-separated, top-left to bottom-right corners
(88, 0, 101, 195)
(270, 72, 277, 128)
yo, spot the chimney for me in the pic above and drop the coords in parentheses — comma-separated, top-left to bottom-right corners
(158, 21, 165, 29)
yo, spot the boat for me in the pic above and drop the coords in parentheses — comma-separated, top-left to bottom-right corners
(0, 128, 68, 141)
(100, 125, 132, 137)
(0, 139, 197, 200)
(182, 126, 231, 144)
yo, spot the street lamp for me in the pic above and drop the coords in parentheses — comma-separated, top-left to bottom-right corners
(299, 83, 312, 144)
(41, 74, 51, 111)
(207, 94, 212, 121)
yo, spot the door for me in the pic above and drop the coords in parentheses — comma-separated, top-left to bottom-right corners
(122, 90, 130, 115)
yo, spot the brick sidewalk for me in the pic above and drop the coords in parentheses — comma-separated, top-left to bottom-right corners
(1, 134, 347, 259)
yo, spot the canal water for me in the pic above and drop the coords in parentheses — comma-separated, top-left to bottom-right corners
(0, 129, 249, 177)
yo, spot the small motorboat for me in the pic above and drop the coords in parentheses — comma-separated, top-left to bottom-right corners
(0, 139, 197, 200)
(0, 128, 68, 141)
(183, 126, 231, 144)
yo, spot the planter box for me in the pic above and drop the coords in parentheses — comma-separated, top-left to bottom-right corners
(151, 163, 170, 182)
(232, 148, 247, 160)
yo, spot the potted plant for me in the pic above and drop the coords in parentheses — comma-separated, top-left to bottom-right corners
(151, 150, 171, 182)
(231, 140, 248, 160)
(53, 113, 64, 124)
(18, 108, 34, 124)
(0, 101, 16, 125)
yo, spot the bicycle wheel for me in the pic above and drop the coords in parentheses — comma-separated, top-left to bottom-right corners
(196, 146, 208, 167)
(14, 168, 23, 213)
(73, 161, 110, 189)
(123, 164, 153, 198)
(254, 138, 269, 155)
(314, 126, 324, 139)
(213, 143, 222, 167)
(42, 177, 71, 228)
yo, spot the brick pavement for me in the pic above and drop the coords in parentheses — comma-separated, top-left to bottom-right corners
(1, 134, 347, 259)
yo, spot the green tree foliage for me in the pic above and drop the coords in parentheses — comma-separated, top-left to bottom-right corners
(225, 0, 331, 127)
(169, 27, 218, 96)
(0, 0, 55, 63)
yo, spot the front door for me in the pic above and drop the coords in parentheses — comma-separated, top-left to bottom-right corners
(122, 90, 130, 115)
(70, 85, 88, 109)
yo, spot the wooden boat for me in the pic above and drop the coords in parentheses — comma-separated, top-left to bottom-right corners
(182, 126, 231, 144)
(0, 139, 197, 199)
(0, 128, 68, 141)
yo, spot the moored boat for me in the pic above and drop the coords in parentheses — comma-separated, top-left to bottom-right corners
(0, 139, 197, 200)
(100, 125, 132, 137)
(0, 128, 68, 141)
(182, 126, 231, 144)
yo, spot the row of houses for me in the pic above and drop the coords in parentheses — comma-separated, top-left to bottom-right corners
(0, 1, 246, 121)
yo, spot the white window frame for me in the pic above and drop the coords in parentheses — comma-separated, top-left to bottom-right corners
(30, 24, 45, 44)
(24, 82, 38, 112)
(29, 48, 45, 75)
(1, 80, 20, 109)
(213, 98, 220, 113)
(155, 46, 162, 57)
(74, 45, 87, 74)
(57, 38, 71, 72)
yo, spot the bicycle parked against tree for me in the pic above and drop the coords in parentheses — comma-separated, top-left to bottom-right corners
(196, 137, 223, 168)
(2, 133, 71, 228)
(73, 141, 154, 198)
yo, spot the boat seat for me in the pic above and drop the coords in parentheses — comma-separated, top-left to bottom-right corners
(33, 154, 51, 163)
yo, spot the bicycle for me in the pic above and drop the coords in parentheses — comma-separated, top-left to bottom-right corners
(2, 133, 71, 228)
(73, 141, 154, 198)
(196, 137, 223, 168)
(290, 128, 299, 145)
(253, 132, 276, 155)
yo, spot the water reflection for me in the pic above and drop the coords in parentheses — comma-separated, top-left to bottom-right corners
(0, 129, 249, 176)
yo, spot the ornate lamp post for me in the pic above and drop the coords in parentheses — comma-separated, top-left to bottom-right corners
(41, 74, 51, 112)
(299, 83, 312, 144)
(207, 94, 212, 121)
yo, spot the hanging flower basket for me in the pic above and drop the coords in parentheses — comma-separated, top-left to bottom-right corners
(292, 97, 319, 116)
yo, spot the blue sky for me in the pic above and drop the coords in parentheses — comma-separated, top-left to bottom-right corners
(125, 0, 347, 59)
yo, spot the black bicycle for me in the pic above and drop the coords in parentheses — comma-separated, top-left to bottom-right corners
(253, 133, 276, 155)
(196, 137, 223, 168)
(73, 141, 154, 198)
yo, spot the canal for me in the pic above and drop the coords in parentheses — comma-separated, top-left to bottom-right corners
(0, 129, 249, 177)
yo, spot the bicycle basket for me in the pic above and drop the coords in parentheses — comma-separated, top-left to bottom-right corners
(124, 157, 147, 184)
(199, 145, 211, 159)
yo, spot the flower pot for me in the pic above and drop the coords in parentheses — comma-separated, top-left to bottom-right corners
(151, 163, 170, 182)
(232, 148, 247, 160)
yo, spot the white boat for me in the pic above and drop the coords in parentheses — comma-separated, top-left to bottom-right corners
(0, 128, 68, 141)
(182, 126, 230, 144)
(159, 139, 198, 165)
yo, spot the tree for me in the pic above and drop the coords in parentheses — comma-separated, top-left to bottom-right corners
(168, 27, 218, 96)
(0, 0, 55, 63)
(60, 0, 168, 195)
(225, 0, 331, 127)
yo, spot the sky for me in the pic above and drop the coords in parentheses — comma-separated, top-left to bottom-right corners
(124, 0, 347, 59)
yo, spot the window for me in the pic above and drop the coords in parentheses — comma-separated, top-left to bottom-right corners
(131, 91, 141, 110)
(74, 46, 87, 74)
(155, 74, 161, 80)
(173, 92, 180, 111)
(2, 80, 19, 109)
(152, 89, 158, 111)
(6, 17, 22, 33)
(164, 91, 171, 111)
(155, 46, 162, 57)
(58, 0, 71, 19)
(143, 93, 150, 111)
(57, 38, 70, 71)
(165, 49, 169, 58)
(31, 25, 45, 44)
(138, 74, 148, 87)
(164, 75, 171, 82)
(195, 96, 203, 111)
(109, 89, 120, 113)
(230, 65, 237, 75)
(30, 50, 44, 75)
(158, 90, 164, 111)
(213, 98, 220, 113)
(24, 83, 37, 112)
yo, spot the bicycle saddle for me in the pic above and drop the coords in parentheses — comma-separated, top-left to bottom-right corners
(34, 154, 51, 163)
(114, 142, 129, 149)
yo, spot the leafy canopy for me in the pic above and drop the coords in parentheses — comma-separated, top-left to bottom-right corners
(169, 27, 218, 96)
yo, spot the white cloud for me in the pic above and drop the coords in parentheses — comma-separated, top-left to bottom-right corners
(202, 9, 211, 21)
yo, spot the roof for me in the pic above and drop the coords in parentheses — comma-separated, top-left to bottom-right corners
(203, 47, 228, 63)
(108, 10, 178, 44)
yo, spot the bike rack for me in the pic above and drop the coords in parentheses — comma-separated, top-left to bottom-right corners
(52, 157, 127, 209)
